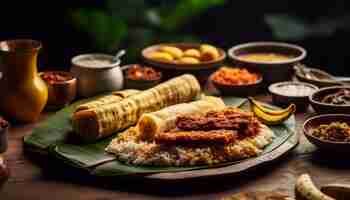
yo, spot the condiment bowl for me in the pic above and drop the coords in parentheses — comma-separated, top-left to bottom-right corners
(211, 69, 263, 96)
(123, 64, 162, 90)
(0, 117, 8, 153)
(309, 86, 350, 114)
(228, 42, 307, 83)
(39, 71, 77, 110)
(70, 54, 124, 97)
(268, 81, 318, 111)
(303, 114, 350, 153)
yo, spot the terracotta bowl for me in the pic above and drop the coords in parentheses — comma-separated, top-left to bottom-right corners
(303, 114, 350, 153)
(268, 81, 318, 111)
(142, 43, 226, 70)
(211, 69, 263, 96)
(309, 86, 350, 114)
(122, 64, 162, 90)
(39, 71, 77, 110)
(228, 41, 306, 83)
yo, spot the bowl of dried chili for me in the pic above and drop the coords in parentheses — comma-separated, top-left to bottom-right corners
(123, 64, 162, 90)
(39, 71, 77, 110)
(211, 66, 263, 96)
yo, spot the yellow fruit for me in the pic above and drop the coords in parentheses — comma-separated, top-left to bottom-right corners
(250, 98, 296, 125)
(148, 52, 174, 62)
(248, 97, 292, 116)
(183, 49, 201, 58)
(177, 57, 200, 64)
(159, 46, 183, 59)
(295, 174, 335, 200)
(200, 44, 220, 61)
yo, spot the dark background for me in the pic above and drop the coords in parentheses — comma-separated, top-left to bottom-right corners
(1, 0, 349, 76)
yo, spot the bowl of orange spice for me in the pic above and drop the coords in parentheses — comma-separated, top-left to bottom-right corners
(211, 66, 263, 96)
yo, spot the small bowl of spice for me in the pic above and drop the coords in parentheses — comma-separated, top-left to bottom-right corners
(268, 81, 318, 111)
(303, 114, 350, 153)
(211, 66, 263, 96)
(310, 86, 350, 114)
(124, 64, 162, 90)
(40, 71, 77, 110)
(0, 117, 8, 153)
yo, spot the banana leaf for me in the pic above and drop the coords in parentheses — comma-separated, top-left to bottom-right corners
(23, 96, 295, 177)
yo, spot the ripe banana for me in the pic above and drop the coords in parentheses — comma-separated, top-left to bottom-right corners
(295, 174, 335, 200)
(249, 97, 296, 125)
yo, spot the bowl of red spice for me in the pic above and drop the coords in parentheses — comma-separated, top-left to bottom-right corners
(211, 66, 263, 96)
(123, 64, 162, 90)
(40, 71, 77, 110)
(0, 116, 8, 153)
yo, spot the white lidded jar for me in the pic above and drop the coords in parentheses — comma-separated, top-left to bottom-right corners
(70, 54, 124, 97)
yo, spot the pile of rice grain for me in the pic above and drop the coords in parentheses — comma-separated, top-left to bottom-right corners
(106, 125, 274, 166)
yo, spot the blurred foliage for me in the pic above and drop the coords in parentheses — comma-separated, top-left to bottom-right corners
(69, 0, 225, 62)
(265, 14, 350, 40)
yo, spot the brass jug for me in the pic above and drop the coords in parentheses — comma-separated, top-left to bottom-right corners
(0, 40, 48, 122)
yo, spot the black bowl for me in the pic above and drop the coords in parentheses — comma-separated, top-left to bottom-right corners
(309, 86, 350, 114)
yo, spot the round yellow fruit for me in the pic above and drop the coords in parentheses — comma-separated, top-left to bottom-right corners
(200, 44, 220, 61)
(159, 46, 183, 59)
(183, 49, 201, 58)
(148, 52, 174, 62)
(177, 57, 200, 64)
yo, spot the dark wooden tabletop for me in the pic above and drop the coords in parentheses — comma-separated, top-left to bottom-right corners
(1, 95, 350, 200)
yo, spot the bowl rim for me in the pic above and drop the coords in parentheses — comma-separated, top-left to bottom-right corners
(309, 86, 350, 107)
(210, 67, 263, 87)
(122, 64, 163, 82)
(39, 71, 77, 85)
(142, 43, 226, 66)
(303, 114, 350, 145)
(228, 41, 307, 65)
(268, 81, 319, 98)
(71, 53, 120, 69)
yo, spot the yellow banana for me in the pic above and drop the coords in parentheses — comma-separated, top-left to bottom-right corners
(249, 97, 296, 125)
(248, 97, 293, 116)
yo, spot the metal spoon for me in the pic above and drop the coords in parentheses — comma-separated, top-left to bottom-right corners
(113, 49, 126, 63)
(295, 64, 349, 85)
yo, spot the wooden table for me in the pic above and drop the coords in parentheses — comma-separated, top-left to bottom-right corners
(1, 96, 350, 200)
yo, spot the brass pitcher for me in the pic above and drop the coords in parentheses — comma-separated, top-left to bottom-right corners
(0, 40, 48, 122)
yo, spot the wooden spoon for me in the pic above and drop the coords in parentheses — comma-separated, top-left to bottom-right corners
(321, 184, 350, 200)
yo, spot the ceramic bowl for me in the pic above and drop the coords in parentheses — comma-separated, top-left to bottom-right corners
(309, 86, 350, 114)
(211, 69, 263, 96)
(123, 64, 162, 90)
(228, 42, 306, 83)
(71, 54, 124, 97)
(303, 114, 350, 153)
(40, 71, 77, 110)
(0, 118, 8, 153)
(295, 67, 344, 88)
(142, 43, 226, 70)
(268, 81, 318, 111)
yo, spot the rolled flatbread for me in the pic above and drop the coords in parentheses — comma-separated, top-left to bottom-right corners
(137, 96, 225, 141)
(75, 89, 140, 112)
(72, 74, 201, 142)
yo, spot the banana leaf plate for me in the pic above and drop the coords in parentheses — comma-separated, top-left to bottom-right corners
(23, 96, 298, 180)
